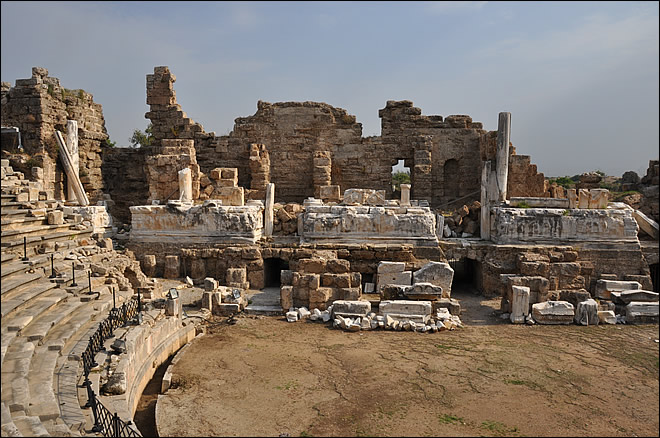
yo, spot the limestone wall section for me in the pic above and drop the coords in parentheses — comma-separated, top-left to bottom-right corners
(1, 67, 109, 202)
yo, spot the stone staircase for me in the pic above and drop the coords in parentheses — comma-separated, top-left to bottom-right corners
(245, 286, 283, 315)
(0, 161, 152, 436)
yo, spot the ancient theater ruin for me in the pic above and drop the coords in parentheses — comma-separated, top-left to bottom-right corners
(1, 66, 658, 436)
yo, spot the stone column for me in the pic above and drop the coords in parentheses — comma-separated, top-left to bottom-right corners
(178, 168, 192, 202)
(567, 189, 577, 209)
(400, 184, 411, 206)
(66, 120, 79, 202)
(510, 285, 530, 324)
(313, 150, 332, 198)
(495, 112, 511, 202)
(264, 183, 275, 237)
(578, 189, 590, 209)
(480, 160, 491, 240)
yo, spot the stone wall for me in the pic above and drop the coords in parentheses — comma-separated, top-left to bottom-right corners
(102, 147, 149, 225)
(142, 67, 547, 209)
(1, 67, 109, 202)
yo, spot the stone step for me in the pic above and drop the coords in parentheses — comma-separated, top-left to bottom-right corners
(26, 346, 61, 421)
(42, 294, 113, 352)
(0, 226, 94, 252)
(1, 340, 35, 413)
(1, 215, 48, 231)
(1, 222, 79, 241)
(2, 280, 64, 319)
(54, 355, 86, 433)
(0, 289, 69, 342)
(0, 271, 43, 296)
(11, 414, 50, 437)
(20, 299, 86, 343)
(243, 304, 283, 316)
(2, 252, 18, 265)
(1, 401, 21, 437)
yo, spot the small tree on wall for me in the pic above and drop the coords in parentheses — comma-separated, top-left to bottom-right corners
(129, 123, 153, 148)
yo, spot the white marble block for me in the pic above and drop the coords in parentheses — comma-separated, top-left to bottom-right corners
(574, 299, 599, 325)
(510, 285, 530, 324)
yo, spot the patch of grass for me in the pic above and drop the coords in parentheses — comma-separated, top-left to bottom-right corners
(275, 380, 298, 391)
(480, 420, 519, 436)
(516, 201, 531, 208)
(438, 413, 465, 425)
(435, 344, 456, 351)
(299, 431, 313, 437)
(504, 378, 543, 391)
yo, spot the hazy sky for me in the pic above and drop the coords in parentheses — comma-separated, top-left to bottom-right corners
(1, 1, 658, 177)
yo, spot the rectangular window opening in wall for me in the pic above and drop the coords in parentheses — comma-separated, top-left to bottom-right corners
(392, 159, 410, 198)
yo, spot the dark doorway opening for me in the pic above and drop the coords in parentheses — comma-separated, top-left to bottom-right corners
(448, 257, 482, 292)
(263, 258, 289, 288)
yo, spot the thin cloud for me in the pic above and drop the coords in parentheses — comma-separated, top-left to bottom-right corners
(427, 1, 488, 14)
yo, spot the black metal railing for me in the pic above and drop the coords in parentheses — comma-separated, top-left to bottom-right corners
(80, 296, 142, 436)
(82, 298, 139, 376)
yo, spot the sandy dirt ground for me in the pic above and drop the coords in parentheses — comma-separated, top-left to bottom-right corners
(149, 288, 659, 437)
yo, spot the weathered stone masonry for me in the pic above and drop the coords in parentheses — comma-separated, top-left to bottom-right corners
(1, 67, 109, 202)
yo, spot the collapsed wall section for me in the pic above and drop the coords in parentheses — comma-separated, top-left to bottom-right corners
(1, 67, 109, 202)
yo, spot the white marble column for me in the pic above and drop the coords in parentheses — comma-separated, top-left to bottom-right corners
(400, 183, 411, 206)
(66, 120, 79, 201)
(265, 182, 275, 237)
(510, 285, 530, 324)
(178, 168, 192, 202)
(495, 112, 511, 202)
(480, 160, 491, 240)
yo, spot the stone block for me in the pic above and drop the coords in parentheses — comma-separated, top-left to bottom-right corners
(610, 290, 659, 305)
(326, 259, 351, 274)
(280, 286, 293, 310)
(164, 255, 180, 279)
(574, 299, 599, 325)
(281, 270, 293, 286)
(598, 310, 617, 325)
(402, 282, 444, 300)
(332, 300, 371, 318)
(431, 298, 461, 316)
(595, 280, 642, 300)
(377, 271, 412, 292)
(578, 189, 590, 208)
(47, 210, 64, 225)
(298, 258, 326, 274)
(226, 267, 247, 284)
(379, 300, 432, 318)
(510, 285, 530, 324)
(589, 189, 609, 209)
(309, 287, 333, 304)
(319, 185, 341, 202)
(625, 301, 659, 324)
(412, 261, 454, 295)
(377, 261, 406, 274)
(380, 284, 405, 300)
(558, 289, 592, 308)
(165, 297, 181, 317)
(141, 255, 156, 278)
(204, 277, 218, 291)
(342, 287, 361, 301)
(531, 301, 574, 325)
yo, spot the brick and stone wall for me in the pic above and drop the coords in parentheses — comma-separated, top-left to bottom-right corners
(1, 67, 109, 202)
(143, 67, 548, 209)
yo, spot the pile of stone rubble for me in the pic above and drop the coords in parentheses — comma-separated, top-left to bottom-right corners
(285, 299, 464, 333)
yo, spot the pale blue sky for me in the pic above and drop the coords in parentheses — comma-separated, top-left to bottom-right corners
(2, 1, 658, 177)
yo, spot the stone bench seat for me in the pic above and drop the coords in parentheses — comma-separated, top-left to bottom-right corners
(1, 215, 49, 231)
(1, 222, 80, 241)
(1, 340, 35, 413)
(1, 280, 59, 318)
(42, 292, 113, 352)
(26, 345, 61, 422)
(1, 252, 17, 264)
(10, 414, 50, 437)
(0, 271, 44, 296)
(20, 299, 87, 343)
(0, 226, 93, 252)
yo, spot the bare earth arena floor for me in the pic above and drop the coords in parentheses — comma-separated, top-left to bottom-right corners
(152, 287, 659, 437)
